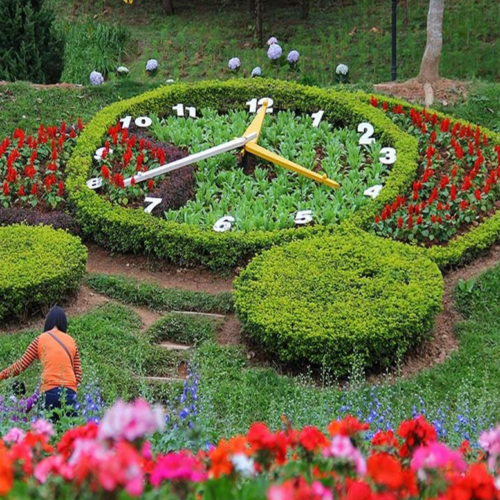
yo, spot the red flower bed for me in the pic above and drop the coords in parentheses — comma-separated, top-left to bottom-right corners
(370, 98, 500, 246)
(2, 400, 500, 499)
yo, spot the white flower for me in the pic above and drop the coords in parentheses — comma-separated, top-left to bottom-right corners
(165, 78, 175, 83)
(287, 50, 300, 64)
(117, 66, 129, 74)
(89, 71, 104, 86)
(228, 57, 241, 70)
(251, 66, 262, 77)
(267, 44, 283, 60)
(267, 36, 278, 46)
(231, 453, 255, 478)
(146, 59, 159, 72)
(336, 64, 349, 75)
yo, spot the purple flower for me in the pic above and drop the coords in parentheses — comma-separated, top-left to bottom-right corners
(228, 57, 241, 70)
(267, 44, 283, 60)
(89, 71, 104, 86)
(287, 50, 300, 64)
(267, 36, 278, 46)
(146, 59, 159, 72)
(251, 66, 262, 77)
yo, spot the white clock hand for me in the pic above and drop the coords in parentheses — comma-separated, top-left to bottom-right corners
(121, 132, 258, 188)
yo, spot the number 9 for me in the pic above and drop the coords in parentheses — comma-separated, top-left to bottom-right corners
(213, 216, 235, 232)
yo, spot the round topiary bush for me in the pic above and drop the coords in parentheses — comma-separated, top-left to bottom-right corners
(0, 225, 87, 322)
(233, 227, 444, 376)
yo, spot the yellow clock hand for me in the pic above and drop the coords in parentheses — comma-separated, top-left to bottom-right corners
(242, 99, 268, 144)
(244, 142, 340, 189)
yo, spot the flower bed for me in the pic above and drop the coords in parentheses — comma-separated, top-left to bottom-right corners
(233, 228, 443, 376)
(1, 398, 500, 499)
(0, 225, 87, 322)
(67, 79, 418, 270)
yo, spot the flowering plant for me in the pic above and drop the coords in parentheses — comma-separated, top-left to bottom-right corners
(116, 66, 130, 78)
(89, 71, 104, 86)
(335, 63, 349, 83)
(145, 59, 158, 76)
(227, 57, 241, 72)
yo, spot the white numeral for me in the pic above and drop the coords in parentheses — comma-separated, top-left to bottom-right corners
(87, 177, 103, 190)
(135, 116, 152, 128)
(213, 215, 235, 232)
(172, 104, 197, 118)
(379, 147, 397, 165)
(94, 147, 113, 161)
(358, 122, 375, 145)
(311, 110, 324, 128)
(295, 210, 313, 225)
(246, 97, 274, 114)
(363, 185, 383, 199)
(120, 116, 132, 129)
(144, 197, 162, 214)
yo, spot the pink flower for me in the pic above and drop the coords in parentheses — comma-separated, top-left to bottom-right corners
(34, 455, 74, 483)
(98, 399, 165, 442)
(323, 435, 367, 476)
(479, 425, 500, 470)
(3, 427, 26, 444)
(268, 478, 333, 500)
(151, 451, 207, 486)
(31, 419, 54, 439)
(411, 442, 466, 479)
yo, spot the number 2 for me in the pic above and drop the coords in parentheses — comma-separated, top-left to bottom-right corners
(357, 122, 375, 145)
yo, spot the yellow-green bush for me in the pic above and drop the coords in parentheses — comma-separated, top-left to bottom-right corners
(0, 225, 87, 322)
(67, 79, 418, 270)
(233, 227, 443, 376)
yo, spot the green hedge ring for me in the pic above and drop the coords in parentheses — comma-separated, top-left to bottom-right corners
(233, 228, 444, 376)
(0, 225, 87, 322)
(67, 79, 418, 270)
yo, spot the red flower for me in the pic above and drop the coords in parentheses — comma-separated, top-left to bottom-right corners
(3, 182, 9, 196)
(375, 215, 380, 224)
(462, 176, 472, 191)
(147, 179, 154, 191)
(131, 177, 136, 186)
(77, 117, 83, 131)
(31, 184, 37, 195)
(475, 188, 482, 201)
(460, 200, 468, 211)
(370, 95, 378, 107)
(430, 130, 436, 143)
(101, 165, 110, 179)
(371, 429, 399, 449)
(298, 426, 329, 452)
(485, 184, 491, 195)
(397, 216, 403, 228)
(383, 101, 388, 111)
(58, 181, 64, 196)
(452, 164, 458, 177)
(398, 416, 437, 459)
(416, 215, 423, 225)
(446, 464, 499, 500)
(327, 415, 369, 437)
(368, 452, 417, 493)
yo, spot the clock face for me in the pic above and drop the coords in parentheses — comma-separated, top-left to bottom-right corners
(87, 96, 396, 233)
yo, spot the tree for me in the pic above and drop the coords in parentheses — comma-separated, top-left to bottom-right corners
(418, 0, 445, 104)
(162, 0, 174, 16)
(0, 0, 64, 83)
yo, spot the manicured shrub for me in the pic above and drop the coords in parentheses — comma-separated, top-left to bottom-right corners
(85, 273, 234, 314)
(0, 224, 87, 322)
(0, 207, 81, 235)
(233, 228, 443, 376)
(147, 312, 221, 345)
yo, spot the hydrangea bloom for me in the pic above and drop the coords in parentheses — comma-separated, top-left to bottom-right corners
(116, 66, 129, 74)
(287, 50, 300, 64)
(228, 57, 241, 70)
(336, 64, 349, 75)
(89, 71, 104, 86)
(145, 59, 158, 72)
(267, 44, 283, 60)
(251, 66, 262, 77)
(267, 36, 278, 46)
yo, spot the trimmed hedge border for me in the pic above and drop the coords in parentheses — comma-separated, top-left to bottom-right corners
(67, 79, 418, 270)
(0, 225, 87, 322)
(351, 91, 500, 269)
(233, 228, 444, 376)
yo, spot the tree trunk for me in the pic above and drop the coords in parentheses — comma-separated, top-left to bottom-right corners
(162, 0, 174, 16)
(418, 0, 445, 83)
(301, 0, 309, 20)
(403, 0, 409, 27)
(248, 0, 255, 17)
(255, 0, 263, 47)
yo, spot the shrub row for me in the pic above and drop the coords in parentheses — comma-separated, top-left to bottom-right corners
(85, 273, 234, 314)
(352, 91, 500, 269)
(233, 228, 444, 377)
(0, 208, 81, 235)
(67, 79, 418, 270)
(0, 225, 87, 322)
(147, 312, 221, 346)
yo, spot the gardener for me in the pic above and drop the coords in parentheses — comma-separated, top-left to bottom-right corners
(0, 306, 82, 421)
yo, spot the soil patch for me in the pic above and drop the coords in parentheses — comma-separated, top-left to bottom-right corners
(86, 243, 234, 293)
(373, 78, 470, 106)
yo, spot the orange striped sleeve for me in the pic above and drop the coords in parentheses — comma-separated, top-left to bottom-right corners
(0, 337, 39, 380)
(74, 347, 82, 385)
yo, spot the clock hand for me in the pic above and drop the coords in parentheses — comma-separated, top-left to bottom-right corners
(122, 132, 258, 187)
(242, 98, 268, 144)
(244, 142, 340, 189)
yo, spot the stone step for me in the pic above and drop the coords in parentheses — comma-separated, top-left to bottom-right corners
(171, 310, 226, 319)
(158, 341, 192, 351)
(136, 376, 185, 384)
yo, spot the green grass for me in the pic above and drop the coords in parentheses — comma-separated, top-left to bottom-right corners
(85, 273, 234, 314)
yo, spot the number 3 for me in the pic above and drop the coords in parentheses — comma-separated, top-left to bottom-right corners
(379, 147, 397, 165)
